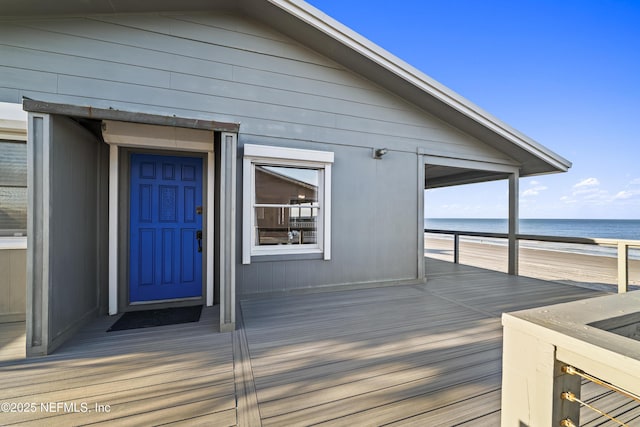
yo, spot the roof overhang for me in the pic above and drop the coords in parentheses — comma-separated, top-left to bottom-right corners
(0, 0, 571, 178)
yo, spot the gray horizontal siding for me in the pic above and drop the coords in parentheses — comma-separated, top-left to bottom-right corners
(0, 12, 513, 163)
(0, 11, 520, 295)
(237, 145, 419, 295)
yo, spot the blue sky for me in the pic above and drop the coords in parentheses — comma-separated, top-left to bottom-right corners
(307, 0, 640, 219)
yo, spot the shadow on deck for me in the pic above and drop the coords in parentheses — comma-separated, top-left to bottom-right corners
(0, 306, 236, 426)
(0, 259, 611, 425)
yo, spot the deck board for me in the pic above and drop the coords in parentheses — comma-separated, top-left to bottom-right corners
(239, 258, 608, 425)
(0, 306, 237, 426)
(2, 258, 635, 425)
(0, 321, 25, 363)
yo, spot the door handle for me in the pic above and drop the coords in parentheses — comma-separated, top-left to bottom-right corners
(196, 230, 202, 253)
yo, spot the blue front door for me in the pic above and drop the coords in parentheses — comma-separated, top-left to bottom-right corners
(129, 153, 203, 302)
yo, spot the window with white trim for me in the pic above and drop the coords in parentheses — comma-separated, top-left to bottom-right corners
(242, 144, 333, 263)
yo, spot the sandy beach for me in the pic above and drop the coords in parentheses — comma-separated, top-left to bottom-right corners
(425, 235, 640, 291)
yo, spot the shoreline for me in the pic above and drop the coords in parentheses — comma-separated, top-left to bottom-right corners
(425, 236, 640, 289)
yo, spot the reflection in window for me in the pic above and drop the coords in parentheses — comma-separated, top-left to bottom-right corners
(254, 165, 319, 246)
(242, 143, 333, 263)
(0, 140, 27, 236)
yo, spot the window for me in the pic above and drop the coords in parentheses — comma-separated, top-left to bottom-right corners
(242, 144, 334, 263)
(0, 105, 28, 239)
(0, 139, 27, 236)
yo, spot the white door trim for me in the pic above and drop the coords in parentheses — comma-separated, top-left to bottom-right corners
(103, 122, 218, 315)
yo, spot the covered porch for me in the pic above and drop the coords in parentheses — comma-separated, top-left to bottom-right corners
(3, 259, 631, 425)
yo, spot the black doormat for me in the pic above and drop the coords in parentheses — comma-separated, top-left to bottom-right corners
(107, 305, 203, 332)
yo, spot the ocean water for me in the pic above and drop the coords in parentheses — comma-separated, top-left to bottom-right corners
(425, 218, 640, 240)
(424, 218, 640, 259)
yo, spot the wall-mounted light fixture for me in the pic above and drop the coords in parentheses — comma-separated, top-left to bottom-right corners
(374, 148, 388, 159)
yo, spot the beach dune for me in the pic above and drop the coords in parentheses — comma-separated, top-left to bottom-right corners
(425, 235, 640, 291)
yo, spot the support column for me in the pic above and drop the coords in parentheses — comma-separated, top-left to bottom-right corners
(417, 157, 425, 279)
(219, 132, 237, 332)
(108, 144, 118, 315)
(26, 112, 50, 356)
(207, 151, 215, 306)
(508, 171, 519, 275)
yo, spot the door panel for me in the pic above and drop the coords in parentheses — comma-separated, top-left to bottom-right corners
(130, 154, 203, 302)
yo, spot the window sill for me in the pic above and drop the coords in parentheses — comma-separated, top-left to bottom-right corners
(0, 236, 27, 250)
(250, 252, 325, 263)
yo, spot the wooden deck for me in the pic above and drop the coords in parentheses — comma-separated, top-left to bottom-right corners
(1, 259, 628, 426)
(239, 259, 605, 426)
(0, 307, 236, 426)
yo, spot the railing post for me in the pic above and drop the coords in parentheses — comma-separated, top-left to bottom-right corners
(501, 322, 581, 426)
(453, 232, 460, 264)
(617, 242, 629, 293)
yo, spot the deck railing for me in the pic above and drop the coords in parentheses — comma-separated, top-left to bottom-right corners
(425, 228, 640, 293)
(501, 292, 640, 426)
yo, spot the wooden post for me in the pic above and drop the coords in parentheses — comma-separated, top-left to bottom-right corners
(219, 132, 237, 332)
(508, 172, 519, 275)
(501, 316, 581, 426)
(618, 242, 629, 293)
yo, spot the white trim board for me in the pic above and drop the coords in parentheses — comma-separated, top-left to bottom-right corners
(103, 122, 217, 315)
(103, 120, 214, 153)
(242, 143, 334, 264)
(0, 236, 27, 250)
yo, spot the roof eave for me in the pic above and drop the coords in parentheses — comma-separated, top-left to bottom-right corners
(0, 0, 572, 175)
(246, 0, 571, 175)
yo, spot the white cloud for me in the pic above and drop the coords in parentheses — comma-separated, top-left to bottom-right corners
(629, 178, 640, 186)
(571, 178, 604, 198)
(613, 188, 640, 201)
(522, 185, 548, 197)
(614, 190, 634, 200)
(573, 177, 600, 188)
(572, 187, 601, 197)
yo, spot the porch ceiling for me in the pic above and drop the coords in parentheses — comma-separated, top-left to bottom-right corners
(425, 164, 510, 189)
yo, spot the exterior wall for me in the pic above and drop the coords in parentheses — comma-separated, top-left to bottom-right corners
(27, 114, 107, 355)
(0, 12, 520, 297)
(50, 115, 108, 342)
(0, 12, 513, 164)
(0, 247, 26, 322)
(238, 144, 419, 294)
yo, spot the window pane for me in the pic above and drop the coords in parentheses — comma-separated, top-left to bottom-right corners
(0, 141, 27, 235)
(0, 141, 27, 186)
(255, 207, 317, 246)
(255, 165, 318, 204)
(0, 187, 27, 233)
